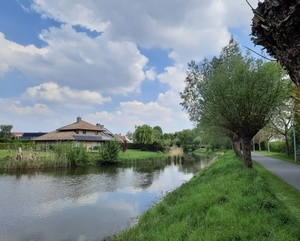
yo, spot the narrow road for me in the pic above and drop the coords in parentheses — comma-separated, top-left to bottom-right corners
(252, 152, 300, 191)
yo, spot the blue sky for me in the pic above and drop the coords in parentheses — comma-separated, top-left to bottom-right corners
(0, 0, 262, 135)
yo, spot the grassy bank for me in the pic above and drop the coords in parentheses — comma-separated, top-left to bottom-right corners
(111, 151, 300, 241)
(118, 149, 169, 162)
(0, 148, 174, 170)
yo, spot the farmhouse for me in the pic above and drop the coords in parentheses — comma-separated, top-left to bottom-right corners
(34, 117, 120, 150)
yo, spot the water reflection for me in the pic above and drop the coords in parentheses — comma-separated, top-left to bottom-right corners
(0, 154, 213, 241)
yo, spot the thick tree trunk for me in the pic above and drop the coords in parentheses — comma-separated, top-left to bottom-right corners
(232, 140, 243, 158)
(242, 137, 253, 168)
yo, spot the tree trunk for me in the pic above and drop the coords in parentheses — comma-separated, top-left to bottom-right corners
(232, 140, 243, 158)
(285, 134, 290, 156)
(267, 141, 270, 153)
(242, 137, 253, 168)
(258, 141, 261, 151)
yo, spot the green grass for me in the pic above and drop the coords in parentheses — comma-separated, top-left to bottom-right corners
(253, 161, 300, 221)
(118, 149, 168, 162)
(255, 151, 300, 165)
(111, 151, 300, 241)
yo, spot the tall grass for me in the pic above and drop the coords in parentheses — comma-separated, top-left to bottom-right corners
(111, 151, 300, 241)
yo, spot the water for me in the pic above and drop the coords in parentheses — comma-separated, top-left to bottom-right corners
(0, 155, 212, 241)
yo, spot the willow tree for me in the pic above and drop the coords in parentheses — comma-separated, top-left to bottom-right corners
(250, 0, 300, 87)
(133, 124, 154, 145)
(180, 38, 288, 168)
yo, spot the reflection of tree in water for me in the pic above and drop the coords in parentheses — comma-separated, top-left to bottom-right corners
(178, 153, 214, 174)
(131, 163, 166, 189)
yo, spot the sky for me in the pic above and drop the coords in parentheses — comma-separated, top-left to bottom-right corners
(0, 0, 262, 135)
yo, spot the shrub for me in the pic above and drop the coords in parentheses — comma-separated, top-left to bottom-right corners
(269, 141, 286, 153)
(66, 143, 89, 166)
(99, 140, 121, 164)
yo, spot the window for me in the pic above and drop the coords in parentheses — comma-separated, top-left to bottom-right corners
(95, 131, 99, 135)
(83, 130, 86, 134)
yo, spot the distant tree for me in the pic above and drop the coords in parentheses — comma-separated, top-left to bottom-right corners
(134, 125, 154, 145)
(0, 125, 13, 139)
(269, 100, 293, 156)
(153, 126, 163, 140)
(163, 133, 175, 141)
(125, 131, 133, 140)
(176, 129, 195, 152)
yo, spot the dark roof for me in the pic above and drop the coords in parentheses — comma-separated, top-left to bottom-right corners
(21, 132, 48, 140)
(73, 135, 112, 141)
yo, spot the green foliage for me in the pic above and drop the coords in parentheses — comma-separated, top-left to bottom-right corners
(112, 151, 300, 241)
(0, 125, 13, 139)
(134, 124, 154, 145)
(66, 143, 89, 166)
(180, 37, 289, 167)
(176, 129, 197, 152)
(153, 126, 163, 140)
(269, 141, 286, 153)
(98, 139, 121, 164)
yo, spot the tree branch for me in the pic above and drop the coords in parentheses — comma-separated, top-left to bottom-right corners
(243, 45, 276, 61)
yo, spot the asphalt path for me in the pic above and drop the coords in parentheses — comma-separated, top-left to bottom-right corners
(252, 152, 300, 191)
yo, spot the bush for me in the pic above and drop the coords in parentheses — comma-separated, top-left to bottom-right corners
(66, 143, 89, 166)
(269, 141, 286, 153)
(99, 140, 121, 164)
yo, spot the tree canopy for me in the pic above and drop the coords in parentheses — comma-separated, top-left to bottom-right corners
(180, 38, 288, 167)
(133, 124, 154, 145)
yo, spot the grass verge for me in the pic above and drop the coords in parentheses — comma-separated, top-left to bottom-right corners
(111, 151, 300, 241)
(118, 149, 169, 163)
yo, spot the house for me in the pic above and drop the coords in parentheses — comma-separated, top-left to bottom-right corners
(21, 132, 48, 140)
(34, 117, 121, 150)
(13, 132, 24, 138)
(115, 133, 133, 143)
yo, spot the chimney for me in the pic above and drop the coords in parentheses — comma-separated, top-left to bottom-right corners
(96, 123, 104, 128)
(77, 117, 82, 123)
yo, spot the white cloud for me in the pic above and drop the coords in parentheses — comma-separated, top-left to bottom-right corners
(157, 64, 186, 92)
(145, 68, 156, 81)
(0, 98, 52, 116)
(0, 25, 148, 95)
(0, 0, 259, 133)
(22, 82, 111, 108)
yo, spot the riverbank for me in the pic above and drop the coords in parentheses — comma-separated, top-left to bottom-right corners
(0, 148, 176, 170)
(111, 151, 300, 240)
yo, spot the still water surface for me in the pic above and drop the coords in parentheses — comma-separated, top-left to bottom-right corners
(0, 155, 212, 241)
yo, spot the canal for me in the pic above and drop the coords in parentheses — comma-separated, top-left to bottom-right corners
(0, 154, 213, 241)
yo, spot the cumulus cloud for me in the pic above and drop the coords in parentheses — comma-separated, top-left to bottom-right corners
(22, 82, 111, 107)
(0, 25, 148, 95)
(0, 98, 52, 116)
(0, 0, 259, 133)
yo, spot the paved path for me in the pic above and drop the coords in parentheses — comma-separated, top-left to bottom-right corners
(252, 152, 300, 191)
